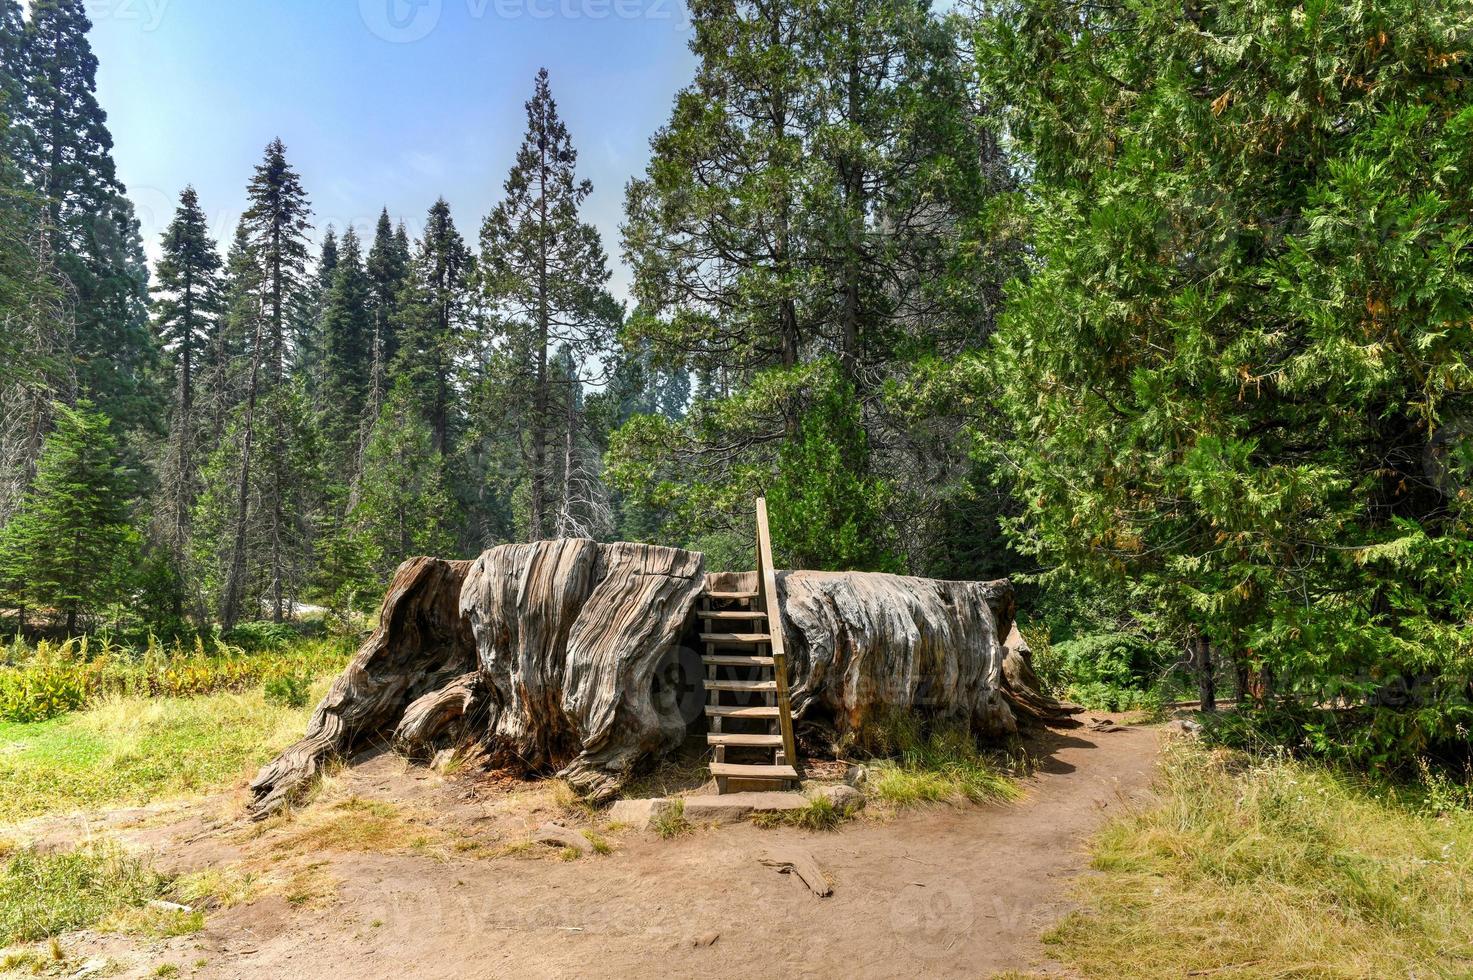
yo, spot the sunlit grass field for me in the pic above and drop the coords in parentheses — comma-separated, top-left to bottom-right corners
(1047, 739, 1473, 978)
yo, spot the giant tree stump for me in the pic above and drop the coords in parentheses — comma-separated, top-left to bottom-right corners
(248, 542, 1073, 818)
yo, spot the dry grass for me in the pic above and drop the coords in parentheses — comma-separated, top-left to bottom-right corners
(1047, 739, 1473, 978)
(751, 795, 858, 831)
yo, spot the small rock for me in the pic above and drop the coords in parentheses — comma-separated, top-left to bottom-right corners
(1165, 718, 1202, 736)
(690, 931, 720, 948)
(147, 899, 193, 913)
(844, 764, 868, 788)
(430, 748, 457, 773)
(807, 784, 865, 811)
(607, 797, 677, 830)
(533, 821, 593, 853)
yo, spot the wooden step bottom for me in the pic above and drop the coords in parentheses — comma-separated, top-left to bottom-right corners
(706, 732, 783, 748)
(710, 762, 798, 781)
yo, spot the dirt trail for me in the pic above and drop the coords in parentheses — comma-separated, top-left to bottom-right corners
(175, 722, 1159, 980)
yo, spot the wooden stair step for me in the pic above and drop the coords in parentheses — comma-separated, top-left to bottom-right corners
(705, 590, 759, 601)
(706, 732, 783, 748)
(702, 654, 774, 667)
(705, 679, 776, 693)
(704, 704, 779, 718)
(700, 609, 768, 620)
(709, 762, 799, 781)
(700, 632, 771, 645)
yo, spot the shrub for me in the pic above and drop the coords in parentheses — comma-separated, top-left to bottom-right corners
(264, 673, 311, 709)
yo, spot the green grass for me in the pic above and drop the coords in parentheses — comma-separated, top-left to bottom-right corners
(857, 715, 1021, 807)
(1046, 740, 1473, 978)
(751, 795, 858, 831)
(0, 681, 330, 823)
(0, 843, 165, 945)
(650, 799, 691, 839)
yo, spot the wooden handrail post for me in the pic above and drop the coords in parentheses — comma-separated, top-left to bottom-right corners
(755, 497, 800, 775)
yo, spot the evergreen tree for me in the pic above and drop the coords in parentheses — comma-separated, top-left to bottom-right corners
(242, 137, 312, 386)
(395, 198, 472, 458)
(480, 68, 617, 539)
(18, 0, 154, 432)
(150, 186, 223, 599)
(981, 0, 1473, 763)
(153, 186, 223, 421)
(0, 78, 72, 528)
(355, 377, 455, 581)
(318, 225, 372, 451)
(366, 208, 410, 415)
(0, 400, 138, 634)
(231, 138, 314, 622)
(612, 0, 1007, 567)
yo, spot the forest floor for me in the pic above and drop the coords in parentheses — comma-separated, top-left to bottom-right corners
(0, 716, 1160, 980)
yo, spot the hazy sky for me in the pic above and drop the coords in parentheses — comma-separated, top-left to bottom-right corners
(86, 0, 698, 302)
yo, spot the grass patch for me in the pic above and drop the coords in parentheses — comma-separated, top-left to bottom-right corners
(751, 795, 857, 831)
(274, 797, 429, 855)
(0, 682, 330, 822)
(650, 799, 691, 839)
(0, 843, 165, 945)
(1046, 740, 1473, 977)
(855, 716, 1020, 808)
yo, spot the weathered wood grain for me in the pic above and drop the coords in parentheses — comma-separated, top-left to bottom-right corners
(249, 544, 1071, 817)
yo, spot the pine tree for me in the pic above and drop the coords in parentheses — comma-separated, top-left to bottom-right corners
(0, 400, 138, 634)
(242, 137, 312, 386)
(480, 68, 616, 539)
(355, 377, 455, 581)
(365, 208, 410, 416)
(318, 225, 372, 452)
(612, 0, 1006, 566)
(0, 70, 72, 528)
(151, 186, 223, 599)
(17, 0, 155, 434)
(0, 1, 26, 160)
(395, 198, 471, 459)
(153, 186, 223, 421)
(230, 138, 314, 622)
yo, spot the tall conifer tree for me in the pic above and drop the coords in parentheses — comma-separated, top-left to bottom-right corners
(481, 68, 615, 540)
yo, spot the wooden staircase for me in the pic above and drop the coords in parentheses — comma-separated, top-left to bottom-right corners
(700, 499, 800, 793)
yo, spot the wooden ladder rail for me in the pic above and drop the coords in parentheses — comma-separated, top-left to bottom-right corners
(754, 497, 800, 777)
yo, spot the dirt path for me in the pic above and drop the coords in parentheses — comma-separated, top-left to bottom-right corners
(170, 722, 1159, 980)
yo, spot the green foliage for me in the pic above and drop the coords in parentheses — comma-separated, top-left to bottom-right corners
(0, 633, 347, 723)
(263, 671, 309, 709)
(0, 843, 164, 946)
(767, 362, 899, 572)
(750, 794, 857, 831)
(981, 0, 1473, 766)
(1046, 632, 1173, 712)
(610, 358, 899, 570)
(0, 401, 140, 632)
(353, 376, 457, 580)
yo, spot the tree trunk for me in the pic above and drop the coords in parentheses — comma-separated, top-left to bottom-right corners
(249, 544, 1072, 817)
(1193, 635, 1216, 712)
(222, 316, 264, 630)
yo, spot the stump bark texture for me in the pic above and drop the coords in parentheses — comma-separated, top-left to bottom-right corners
(248, 543, 1072, 818)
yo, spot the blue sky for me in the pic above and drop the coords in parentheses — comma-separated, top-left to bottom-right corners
(86, 0, 697, 302)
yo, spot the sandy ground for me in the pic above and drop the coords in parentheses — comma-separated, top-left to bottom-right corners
(14, 720, 1160, 980)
